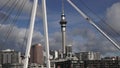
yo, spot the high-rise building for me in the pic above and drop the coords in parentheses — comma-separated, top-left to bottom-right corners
(30, 44, 44, 65)
(66, 45, 72, 57)
(66, 45, 72, 53)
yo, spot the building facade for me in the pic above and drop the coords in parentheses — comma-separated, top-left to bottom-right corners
(55, 60, 120, 68)
(75, 51, 101, 60)
(0, 49, 22, 64)
(66, 45, 72, 58)
(30, 44, 44, 65)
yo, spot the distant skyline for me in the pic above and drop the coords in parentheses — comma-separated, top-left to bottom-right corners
(0, 0, 120, 57)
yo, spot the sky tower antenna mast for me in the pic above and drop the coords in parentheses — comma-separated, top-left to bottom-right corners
(62, 0, 65, 14)
(67, 0, 120, 51)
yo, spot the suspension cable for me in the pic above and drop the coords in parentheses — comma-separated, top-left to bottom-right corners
(0, 0, 18, 27)
(0, 0, 12, 10)
(5, 0, 27, 43)
(0, 0, 27, 51)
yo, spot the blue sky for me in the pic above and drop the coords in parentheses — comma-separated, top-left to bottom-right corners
(0, 0, 120, 57)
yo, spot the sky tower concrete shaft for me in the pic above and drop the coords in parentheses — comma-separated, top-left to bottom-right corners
(60, 12, 67, 55)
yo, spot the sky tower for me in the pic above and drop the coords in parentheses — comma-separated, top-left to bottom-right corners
(59, 0, 67, 56)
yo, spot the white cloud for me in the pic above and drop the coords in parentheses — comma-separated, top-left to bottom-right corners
(49, 32, 62, 50)
(0, 0, 42, 17)
(106, 2, 120, 32)
(48, 27, 119, 56)
(75, 30, 119, 56)
(0, 23, 44, 51)
(0, 0, 43, 52)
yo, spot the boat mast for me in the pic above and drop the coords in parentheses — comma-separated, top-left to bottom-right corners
(23, 0, 38, 68)
(67, 0, 120, 50)
(42, 0, 51, 68)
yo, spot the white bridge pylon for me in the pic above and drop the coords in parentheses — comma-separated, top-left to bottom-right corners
(23, 0, 50, 68)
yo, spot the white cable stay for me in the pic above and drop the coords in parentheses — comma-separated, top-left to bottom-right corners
(67, 0, 120, 50)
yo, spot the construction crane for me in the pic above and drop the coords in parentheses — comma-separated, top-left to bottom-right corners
(67, 0, 120, 50)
